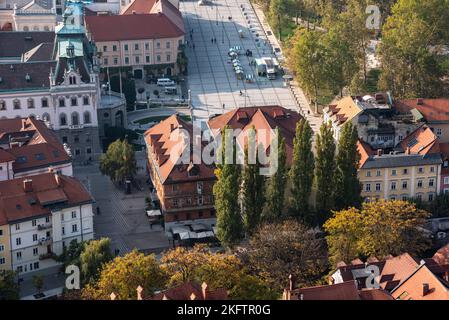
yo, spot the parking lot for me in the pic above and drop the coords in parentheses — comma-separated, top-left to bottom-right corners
(180, 0, 299, 122)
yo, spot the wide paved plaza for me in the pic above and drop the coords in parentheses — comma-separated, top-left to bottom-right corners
(180, 0, 299, 122)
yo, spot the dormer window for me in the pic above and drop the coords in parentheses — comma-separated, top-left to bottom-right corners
(444, 160, 449, 168)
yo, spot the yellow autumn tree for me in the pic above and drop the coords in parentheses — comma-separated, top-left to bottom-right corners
(160, 244, 277, 299)
(324, 200, 431, 267)
(82, 250, 168, 300)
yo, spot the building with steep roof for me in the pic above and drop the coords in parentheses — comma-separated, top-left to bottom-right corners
(0, 172, 94, 273)
(395, 98, 449, 143)
(85, 0, 185, 79)
(357, 124, 443, 202)
(0, 117, 72, 181)
(0, 1, 102, 163)
(207, 106, 304, 166)
(144, 114, 216, 231)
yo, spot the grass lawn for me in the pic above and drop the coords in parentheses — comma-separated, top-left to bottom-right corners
(134, 115, 191, 125)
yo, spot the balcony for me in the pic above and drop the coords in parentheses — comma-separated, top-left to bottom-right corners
(38, 236, 53, 245)
(37, 223, 52, 231)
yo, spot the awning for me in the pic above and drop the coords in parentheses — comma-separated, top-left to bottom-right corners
(146, 209, 162, 217)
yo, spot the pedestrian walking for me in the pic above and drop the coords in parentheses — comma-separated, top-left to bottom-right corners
(211, 38, 214, 43)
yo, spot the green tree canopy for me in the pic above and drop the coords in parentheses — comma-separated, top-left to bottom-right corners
(289, 119, 315, 224)
(333, 122, 362, 210)
(80, 238, 113, 285)
(213, 126, 243, 248)
(0, 270, 19, 300)
(99, 139, 137, 183)
(262, 127, 288, 222)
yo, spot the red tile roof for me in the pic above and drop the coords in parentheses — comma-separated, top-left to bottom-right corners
(334, 253, 420, 291)
(0, 117, 71, 173)
(144, 114, 215, 184)
(148, 282, 228, 300)
(432, 243, 449, 266)
(397, 124, 439, 155)
(208, 106, 304, 166)
(395, 99, 449, 122)
(391, 264, 449, 300)
(85, 12, 184, 42)
(121, 0, 157, 14)
(0, 173, 92, 225)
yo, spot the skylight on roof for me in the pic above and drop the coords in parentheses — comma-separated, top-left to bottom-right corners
(35, 153, 46, 161)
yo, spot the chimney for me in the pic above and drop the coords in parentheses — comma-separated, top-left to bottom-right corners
(406, 147, 411, 155)
(54, 173, 61, 186)
(417, 98, 424, 105)
(377, 149, 382, 156)
(289, 274, 296, 291)
(136, 286, 143, 300)
(23, 179, 33, 192)
(201, 282, 208, 300)
(422, 283, 430, 296)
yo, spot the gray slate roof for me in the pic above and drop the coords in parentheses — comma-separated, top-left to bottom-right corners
(362, 153, 442, 169)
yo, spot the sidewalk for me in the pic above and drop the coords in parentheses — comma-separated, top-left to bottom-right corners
(249, 1, 323, 133)
(19, 264, 66, 299)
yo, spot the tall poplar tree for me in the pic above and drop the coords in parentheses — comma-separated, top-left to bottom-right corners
(262, 128, 287, 222)
(289, 119, 314, 223)
(333, 122, 362, 210)
(315, 122, 336, 224)
(242, 128, 265, 236)
(213, 126, 243, 248)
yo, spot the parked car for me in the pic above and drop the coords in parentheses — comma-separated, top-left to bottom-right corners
(157, 78, 175, 86)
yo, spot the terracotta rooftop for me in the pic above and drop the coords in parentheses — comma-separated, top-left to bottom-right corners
(0, 172, 92, 226)
(144, 114, 215, 184)
(208, 106, 303, 166)
(0, 117, 71, 173)
(432, 243, 449, 266)
(391, 263, 449, 300)
(147, 282, 228, 300)
(333, 253, 420, 291)
(397, 124, 439, 155)
(121, 0, 157, 15)
(85, 10, 184, 42)
(395, 99, 449, 122)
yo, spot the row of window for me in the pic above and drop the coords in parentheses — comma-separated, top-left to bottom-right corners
(14, 217, 50, 231)
(0, 96, 90, 111)
(364, 178, 436, 192)
(102, 41, 176, 53)
(60, 111, 91, 126)
(16, 261, 40, 273)
(103, 54, 171, 66)
(23, 25, 51, 31)
(365, 166, 436, 178)
(366, 193, 435, 202)
(172, 195, 211, 208)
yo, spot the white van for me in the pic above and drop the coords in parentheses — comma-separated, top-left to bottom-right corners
(157, 78, 175, 86)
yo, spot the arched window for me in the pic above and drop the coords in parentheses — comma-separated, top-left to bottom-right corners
(60, 113, 67, 126)
(42, 113, 50, 122)
(71, 112, 79, 125)
(69, 76, 76, 85)
(23, 26, 29, 31)
(27, 98, 34, 109)
(83, 111, 91, 124)
(13, 99, 21, 110)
